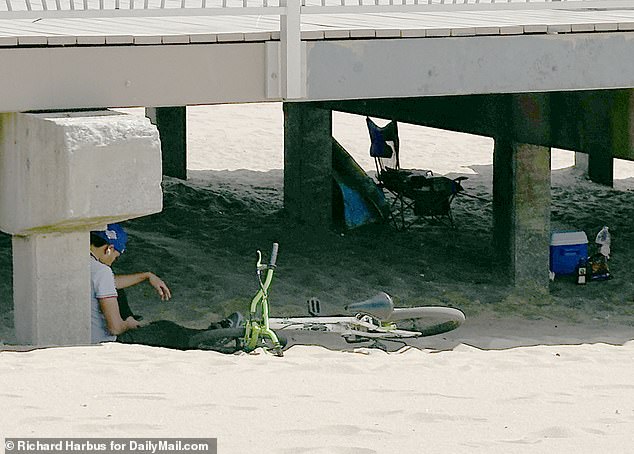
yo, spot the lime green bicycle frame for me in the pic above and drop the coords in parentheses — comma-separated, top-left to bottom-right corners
(243, 244, 284, 355)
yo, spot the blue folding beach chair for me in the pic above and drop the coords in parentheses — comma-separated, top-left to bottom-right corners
(366, 117, 467, 229)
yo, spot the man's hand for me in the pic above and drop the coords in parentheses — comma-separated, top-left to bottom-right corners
(125, 316, 142, 330)
(148, 273, 172, 301)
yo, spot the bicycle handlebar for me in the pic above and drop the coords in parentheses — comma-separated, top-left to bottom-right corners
(269, 243, 279, 268)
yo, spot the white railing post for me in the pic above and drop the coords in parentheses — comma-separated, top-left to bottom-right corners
(280, 0, 302, 99)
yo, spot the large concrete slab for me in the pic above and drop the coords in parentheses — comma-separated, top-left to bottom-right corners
(0, 43, 270, 112)
(2, 31, 634, 111)
(0, 111, 162, 235)
(306, 33, 634, 101)
(326, 89, 634, 167)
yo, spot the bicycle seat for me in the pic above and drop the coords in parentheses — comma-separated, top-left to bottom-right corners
(344, 292, 394, 320)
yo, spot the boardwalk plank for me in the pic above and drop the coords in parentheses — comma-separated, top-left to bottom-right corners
(0, 36, 18, 45)
(189, 33, 218, 43)
(47, 35, 77, 45)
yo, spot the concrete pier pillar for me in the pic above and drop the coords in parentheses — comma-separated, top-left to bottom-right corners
(574, 152, 589, 177)
(588, 150, 614, 186)
(493, 140, 551, 289)
(12, 232, 89, 345)
(0, 111, 163, 346)
(491, 93, 552, 290)
(493, 138, 514, 275)
(146, 106, 187, 180)
(283, 102, 333, 227)
(579, 92, 614, 186)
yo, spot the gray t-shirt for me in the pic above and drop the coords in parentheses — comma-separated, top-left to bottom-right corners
(90, 256, 118, 343)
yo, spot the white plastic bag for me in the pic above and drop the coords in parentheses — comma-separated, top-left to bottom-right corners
(595, 226, 611, 258)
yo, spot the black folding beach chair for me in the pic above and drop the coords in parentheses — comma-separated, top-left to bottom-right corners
(366, 117, 467, 229)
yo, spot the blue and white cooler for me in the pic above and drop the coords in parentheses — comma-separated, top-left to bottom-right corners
(550, 231, 588, 276)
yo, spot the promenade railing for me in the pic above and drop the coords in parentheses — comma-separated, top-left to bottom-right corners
(2, 0, 633, 19)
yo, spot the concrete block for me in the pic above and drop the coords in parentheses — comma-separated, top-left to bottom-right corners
(0, 110, 163, 235)
(13, 231, 90, 345)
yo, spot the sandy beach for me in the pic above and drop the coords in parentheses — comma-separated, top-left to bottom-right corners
(1, 103, 634, 452)
(1, 341, 633, 453)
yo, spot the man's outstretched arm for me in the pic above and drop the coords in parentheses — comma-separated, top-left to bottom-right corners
(114, 272, 172, 301)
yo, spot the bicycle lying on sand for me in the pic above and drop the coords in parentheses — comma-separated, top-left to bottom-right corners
(188, 244, 465, 356)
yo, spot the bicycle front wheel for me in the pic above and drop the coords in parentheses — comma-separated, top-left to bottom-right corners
(188, 327, 288, 353)
(188, 327, 246, 353)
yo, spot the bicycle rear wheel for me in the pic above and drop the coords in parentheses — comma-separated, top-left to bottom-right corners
(414, 320, 463, 337)
(390, 306, 465, 337)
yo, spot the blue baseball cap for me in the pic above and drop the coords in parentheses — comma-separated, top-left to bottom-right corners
(92, 223, 128, 254)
